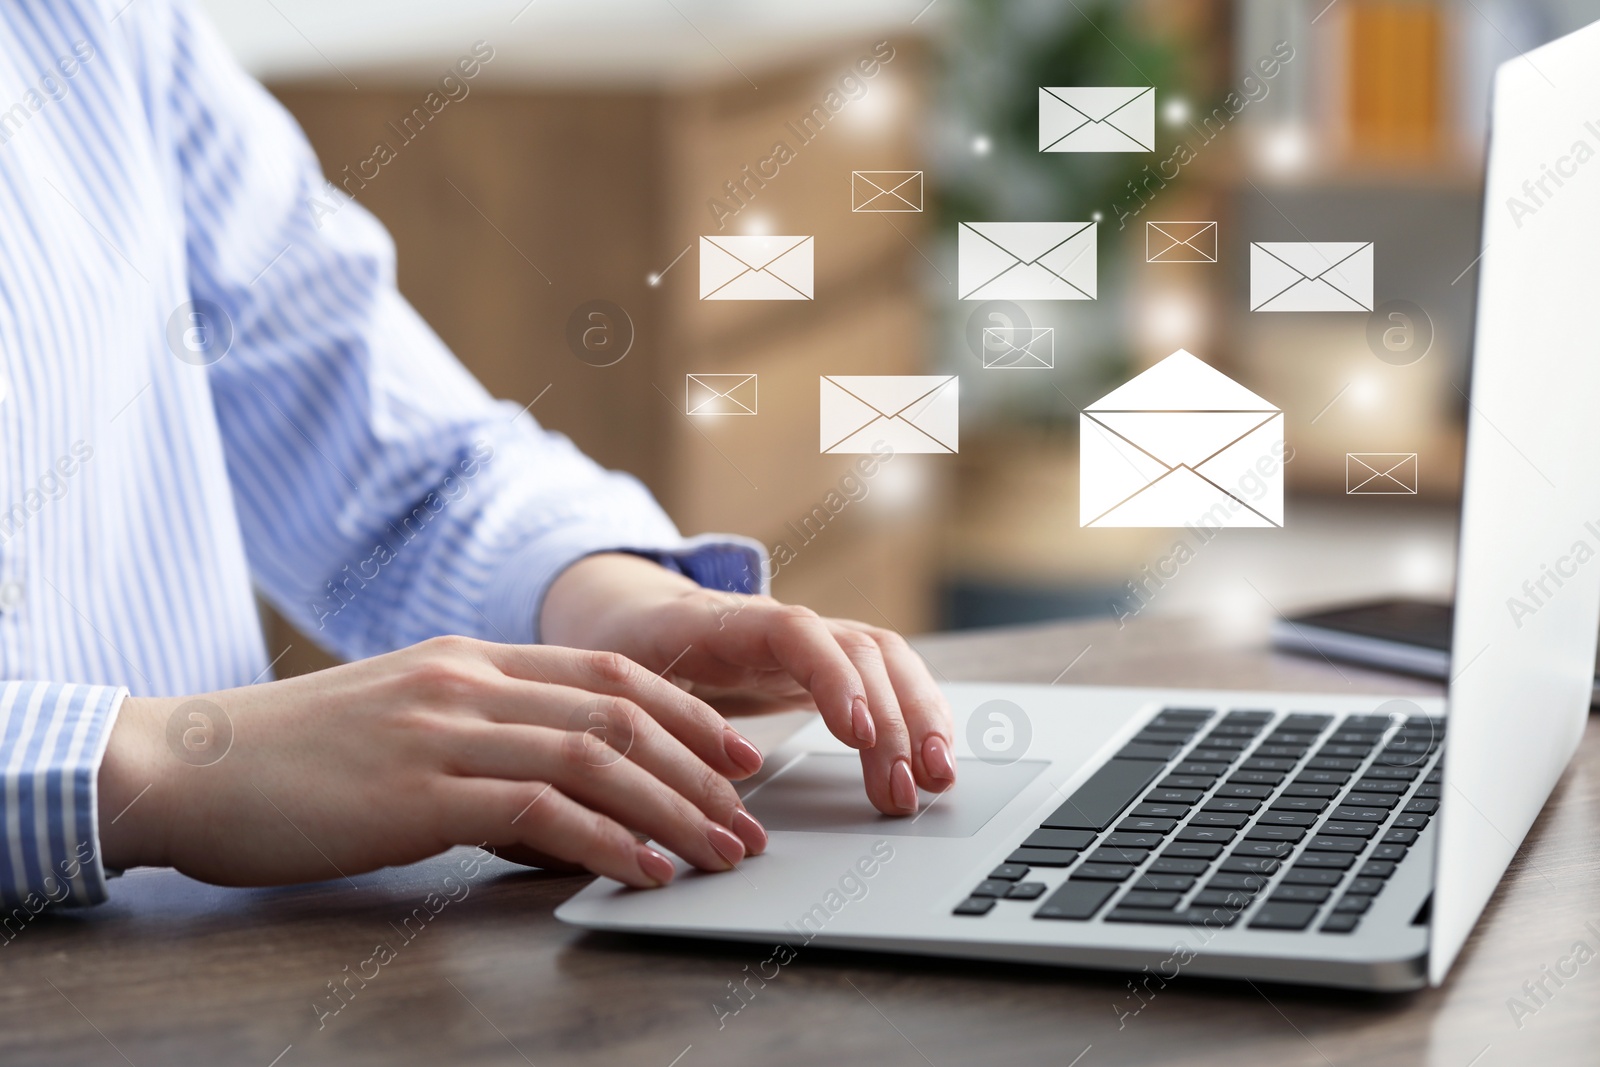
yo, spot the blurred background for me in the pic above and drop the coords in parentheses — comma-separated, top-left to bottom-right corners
(198, 0, 1599, 675)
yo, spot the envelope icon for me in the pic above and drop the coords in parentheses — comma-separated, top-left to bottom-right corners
(1080, 349, 1283, 528)
(700, 236, 814, 300)
(1040, 86, 1155, 152)
(1147, 221, 1218, 263)
(852, 170, 923, 212)
(821, 376, 958, 454)
(1250, 242, 1374, 312)
(686, 373, 757, 415)
(1347, 453, 1418, 494)
(958, 222, 1096, 300)
(982, 327, 1054, 369)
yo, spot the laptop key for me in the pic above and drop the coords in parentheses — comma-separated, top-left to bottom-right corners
(1249, 902, 1319, 930)
(1232, 840, 1294, 859)
(1371, 845, 1408, 861)
(1283, 713, 1334, 728)
(1131, 803, 1191, 819)
(1005, 881, 1047, 900)
(1135, 728, 1202, 743)
(1294, 770, 1350, 786)
(1341, 793, 1397, 808)
(1173, 762, 1230, 776)
(1316, 744, 1375, 759)
(1203, 797, 1261, 813)
(1196, 735, 1251, 749)
(1306, 757, 1361, 771)
(1295, 852, 1356, 870)
(1415, 784, 1442, 798)
(1241, 757, 1298, 772)
(1192, 888, 1252, 908)
(1007, 848, 1079, 867)
(1270, 796, 1330, 812)
(1229, 770, 1285, 785)
(1120, 890, 1183, 909)
(1283, 783, 1341, 798)
(1392, 813, 1430, 830)
(1145, 788, 1204, 805)
(1086, 847, 1149, 865)
(1382, 828, 1420, 845)
(1258, 810, 1318, 826)
(1320, 913, 1361, 933)
(1039, 759, 1167, 831)
(953, 898, 995, 915)
(1281, 867, 1344, 885)
(1073, 864, 1137, 881)
(1118, 742, 1186, 761)
(1135, 874, 1196, 892)
(1307, 836, 1366, 853)
(970, 880, 1012, 898)
(1159, 775, 1217, 791)
(1208, 723, 1264, 737)
(1318, 822, 1377, 838)
(1330, 807, 1389, 823)
(1207, 873, 1269, 892)
(1150, 857, 1210, 875)
(1403, 798, 1439, 814)
(1358, 860, 1397, 878)
(1116, 817, 1177, 835)
(1175, 825, 1236, 843)
(1022, 829, 1097, 851)
(1269, 885, 1332, 904)
(1162, 842, 1224, 860)
(1035, 880, 1118, 920)
(1347, 877, 1385, 895)
(1188, 811, 1250, 828)
(1244, 825, 1305, 842)
(1254, 745, 1309, 758)
(1217, 783, 1274, 799)
(1218, 856, 1280, 875)
(1334, 894, 1373, 914)
(1186, 749, 1243, 764)
(1364, 765, 1420, 780)
(1350, 779, 1407, 794)
(1103, 833, 1164, 849)
(989, 864, 1029, 881)
(1104, 907, 1240, 927)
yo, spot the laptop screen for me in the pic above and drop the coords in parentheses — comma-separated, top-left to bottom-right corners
(1432, 22, 1600, 983)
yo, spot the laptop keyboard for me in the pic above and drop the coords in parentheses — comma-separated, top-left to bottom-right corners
(951, 707, 1443, 934)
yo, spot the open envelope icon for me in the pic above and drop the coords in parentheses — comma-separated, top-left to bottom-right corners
(1147, 221, 1218, 263)
(1080, 350, 1283, 528)
(1346, 453, 1418, 494)
(700, 236, 814, 300)
(958, 222, 1096, 300)
(1250, 242, 1374, 312)
(1040, 86, 1155, 152)
(820, 376, 958, 454)
(852, 170, 923, 212)
(686, 373, 757, 415)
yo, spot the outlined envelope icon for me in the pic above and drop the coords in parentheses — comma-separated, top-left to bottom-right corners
(686, 373, 757, 415)
(1080, 349, 1283, 528)
(982, 327, 1054, 369)
(821, 376, 958, 454)
(700, 236, 814, 300)
(1147, 221, 1219, 263)
(1040, 87, 1155, 152)
(1346, 452, 1418, 494)
(852, 170, 924, 212)
(958, 222, 1096, 300)
(1250, 242, 1374, 312)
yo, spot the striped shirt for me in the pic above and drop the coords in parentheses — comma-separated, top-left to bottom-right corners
(0, 0, 761, 912)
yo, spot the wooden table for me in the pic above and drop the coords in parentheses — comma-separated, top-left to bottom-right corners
(6, 617, 1597, 1067)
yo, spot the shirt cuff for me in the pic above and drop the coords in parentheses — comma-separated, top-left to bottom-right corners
(0, 682, 126, 911)
(484, 530, 770, 645)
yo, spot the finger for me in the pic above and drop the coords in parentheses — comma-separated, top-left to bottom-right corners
(436, 778, 677, 889)
(695, 600, 873, 753)
(830, 627, 916, 815)
(446, 719, 748, 873)
(476, 645, 764, 780)
(833, 620, 956, 793)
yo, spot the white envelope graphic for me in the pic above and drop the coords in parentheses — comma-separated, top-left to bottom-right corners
(1250, 242, 1374, 312)
(1147, 221, 1219, 263)
(982, 327, 1054, 369)
(700, 236, 814, 300)
(1040, 87, 1155, 152)
(958, 222, 1096, 300)
(852, 170, 923, 212)
(1080, 350, 1283, 528)
(686, 373, 757, 415)
(820, 376, 958, 454)
(1346, 452, 1418, 494)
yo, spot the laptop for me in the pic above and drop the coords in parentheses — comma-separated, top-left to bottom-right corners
(557, 21, 1600, 991)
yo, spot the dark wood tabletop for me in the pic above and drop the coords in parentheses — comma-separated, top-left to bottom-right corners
(5, 616, 1596, 1067)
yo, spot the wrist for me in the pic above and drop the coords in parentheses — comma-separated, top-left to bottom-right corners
(540, 552, 702, 651)
(97, 696, 179, 871)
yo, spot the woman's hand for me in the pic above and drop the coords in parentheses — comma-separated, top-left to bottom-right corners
(541, 554, 957, 816)
(97, 636, 770, 889)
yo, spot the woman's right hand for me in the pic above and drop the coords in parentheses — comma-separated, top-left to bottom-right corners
(96, 635, 769, 890)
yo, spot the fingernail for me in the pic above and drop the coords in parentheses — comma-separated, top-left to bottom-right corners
(890, 758, 918, 814)
(724, 730, 764, 775)
(730, 808, 768, 854)
(636, 845, 675, 887)
(706, 823, 746, 867)
(851, 697, 876, 746)
(923, 735, 956, 785)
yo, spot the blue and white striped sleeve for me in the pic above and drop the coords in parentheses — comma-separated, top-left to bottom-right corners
(0, 682, 124, 911)
(143, 0, 764, 660)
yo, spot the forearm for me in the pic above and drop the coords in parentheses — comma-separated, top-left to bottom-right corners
(540, 553, 706, 652)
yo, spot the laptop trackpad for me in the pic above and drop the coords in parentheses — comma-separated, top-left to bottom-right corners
(744, 753, 1047, 838)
